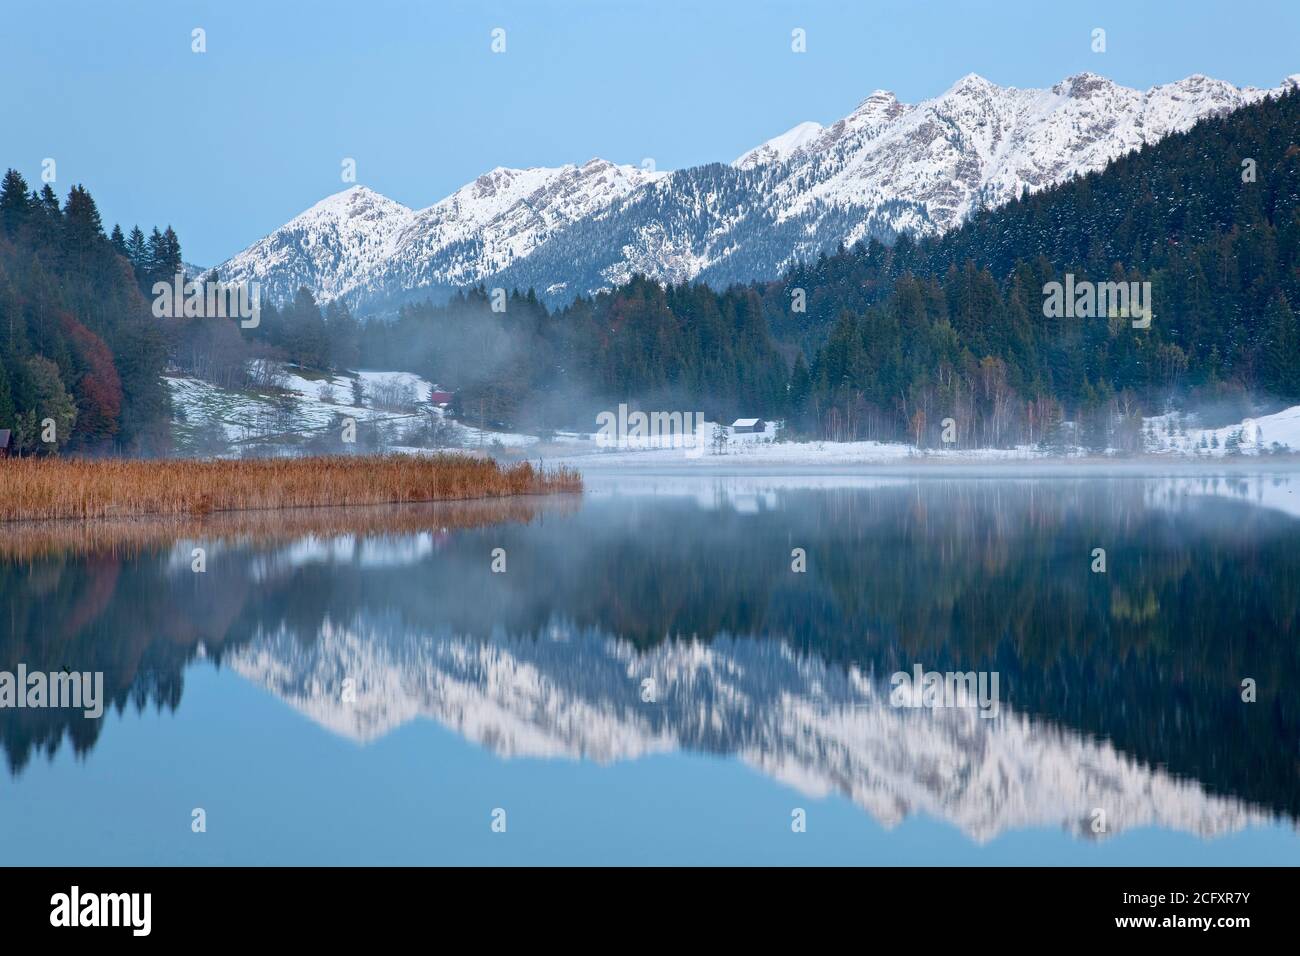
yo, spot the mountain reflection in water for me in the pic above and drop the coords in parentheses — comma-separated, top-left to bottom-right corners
(2, 475, 1297, 850)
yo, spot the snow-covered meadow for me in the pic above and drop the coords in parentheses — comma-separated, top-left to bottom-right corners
(167, 361, 1300, 468)
(544, 406, 1300, 469)
(167, 366, 539, 454)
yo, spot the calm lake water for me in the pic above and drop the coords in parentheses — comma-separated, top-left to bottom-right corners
(2, 473, 1298, 865)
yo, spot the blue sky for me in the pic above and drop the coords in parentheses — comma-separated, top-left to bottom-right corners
(3, 0, 1297, 265)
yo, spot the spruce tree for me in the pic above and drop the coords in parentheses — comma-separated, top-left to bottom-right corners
(0, 169, 30, 237)
(324, 299, 361, 370)
(21, 184, 63, 251)
(62, 184, 105, 273)
(126, 225, 147, 271)
(146, 227, 165, 284)
(158, 226, 182, 277)
(37, 184, 59, 216)
(1262, 293, 1298, 397)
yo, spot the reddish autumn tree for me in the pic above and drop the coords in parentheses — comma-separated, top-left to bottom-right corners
(58, 310, 122, 445)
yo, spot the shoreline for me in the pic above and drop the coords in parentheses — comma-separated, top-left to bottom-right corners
(547, 451, 1300, 479)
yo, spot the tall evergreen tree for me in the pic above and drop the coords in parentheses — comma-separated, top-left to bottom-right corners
(0, 169, 30, 237)
(62, 184, 106, 273)
(125, 225, 148, 277)
(145, 227, 165, 285)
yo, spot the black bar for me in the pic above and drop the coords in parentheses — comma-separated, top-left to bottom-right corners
(4, 866, 1292, 941)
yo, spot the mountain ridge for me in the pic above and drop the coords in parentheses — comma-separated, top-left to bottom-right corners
(215, 70, 1297, 312)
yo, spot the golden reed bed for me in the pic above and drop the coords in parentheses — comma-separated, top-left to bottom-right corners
(0, 454, 582, 522)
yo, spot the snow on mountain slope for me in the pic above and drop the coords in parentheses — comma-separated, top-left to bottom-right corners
(216, 187, 414, 306)
(371, 159, 665, 301)
(216, 71, 1295, 311)
(733, 70, 1282, 258)
(219, 160, 662, 310)
(734, 120, 826, 169)
(227, 617, 1277, 843)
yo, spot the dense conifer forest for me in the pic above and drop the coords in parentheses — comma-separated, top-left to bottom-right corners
(0, 171, 175, 454)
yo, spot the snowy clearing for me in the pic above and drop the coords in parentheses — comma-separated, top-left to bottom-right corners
(166, 362, 1300, 468)
(544, 406, 1300, 470)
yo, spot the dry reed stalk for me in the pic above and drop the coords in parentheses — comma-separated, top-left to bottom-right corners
(0, 454, 582, 523)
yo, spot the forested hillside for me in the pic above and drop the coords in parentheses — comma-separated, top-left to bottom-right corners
(766, 87, 1300, 445)
(0, 170, 176, 454)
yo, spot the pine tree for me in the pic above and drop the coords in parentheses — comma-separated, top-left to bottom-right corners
(126, 226, 147, 272)
(143, 225, 182, 287)
(62, 184, 105, 273)
(324, 299, 361, 370)
(38, 184, 59, 216)
(158, 226, 182, 278)
(1262, 293, 1298, 397)
(145, 227, 165, 285)
(21, 184, 63, 251)
(284, 286, 327, 369)
(0, 169, 30, 237)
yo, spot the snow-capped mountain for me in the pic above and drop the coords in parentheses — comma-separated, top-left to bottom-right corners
(376, 160, 665, 298)
(743, 72, 1285, 244)
(213, 186, 415, 306)
(218, 159, 662, 311)
(217, 71, 1298, 312)
(227, 614, 1277, 843)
